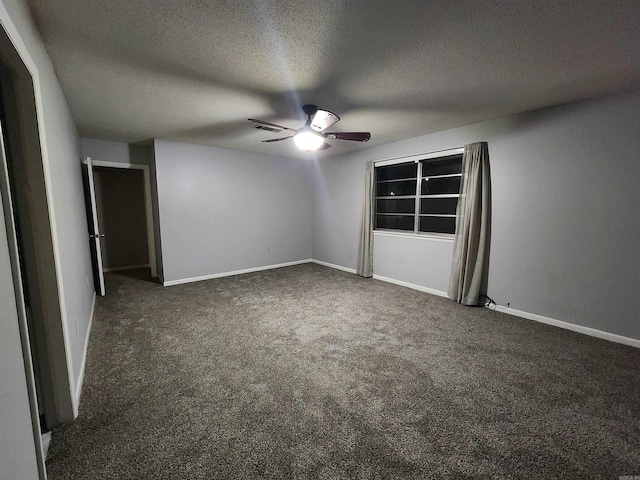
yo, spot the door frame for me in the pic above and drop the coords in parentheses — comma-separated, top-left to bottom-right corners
(0, 17, 74, 432)
(82, 157, 105, 295)
(89, 159, 157, 278)
(0, 6, 77, 478)
(0, 99, 47, 480)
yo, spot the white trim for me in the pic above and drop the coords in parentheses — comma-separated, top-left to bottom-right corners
(311, 259, 357, 274)
(40, 431, 51, 460)
(163, 259, 313, 286)
(103, 264, 150, 273)
(91, 159, 157, 278)
(82, 158, 105, 296)
(74, 292, 96, 407)
(494, 305, 640, 349)
(371, 273, 640, 348)
(373, 230, 454, 242)
(157, 252, 640, 349)
(0, 97, 46, 477)
(1, 3, 77, 423)
(374, 147, 464, 167)
(1, 0, 75, 438)
(90, 160, 144, 170)
(372, 274, 448, 298)
(23, 32, 77, 423)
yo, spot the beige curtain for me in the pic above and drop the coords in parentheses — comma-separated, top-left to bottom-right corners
(357, 161, 374, 277)
(448, 142, 491, 305)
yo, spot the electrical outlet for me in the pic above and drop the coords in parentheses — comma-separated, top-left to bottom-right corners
(267, 246, 271, 253)
(399, 256, 404, 264)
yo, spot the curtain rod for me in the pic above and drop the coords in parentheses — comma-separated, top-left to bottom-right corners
(373, 146, 464, 167)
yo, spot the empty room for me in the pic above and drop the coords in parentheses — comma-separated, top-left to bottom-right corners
(1, 1, 639, 479)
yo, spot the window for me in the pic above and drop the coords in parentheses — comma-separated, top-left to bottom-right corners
(374, 151, 463, 235)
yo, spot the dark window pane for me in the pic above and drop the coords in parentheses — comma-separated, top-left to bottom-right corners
(375, 214, 415, 231)
(376, 163, 417, 182)
(420, 154, 463, 176)
(420, 197, 458, 215)
(419, 216, 456, 234)
(376, 198, 415, 214)
(421, 176, 461, 195)
(376, 179, 416, 197)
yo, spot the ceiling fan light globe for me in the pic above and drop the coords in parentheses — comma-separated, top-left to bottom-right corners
(293, 130, 324, 151)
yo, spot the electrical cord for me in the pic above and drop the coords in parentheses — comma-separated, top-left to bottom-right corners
(478, 294, 496, 309)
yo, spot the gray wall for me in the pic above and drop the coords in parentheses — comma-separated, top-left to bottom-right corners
(1, 0, 94, 474)
(154, 139, 312, 283)
(81, 137, 164, 279)
(312, 89, 640, 341)
(373, 233, 454, 293)
(81, 137, 152, 166)
(4, 0, 95, 391)
(93, 167, 148, 269)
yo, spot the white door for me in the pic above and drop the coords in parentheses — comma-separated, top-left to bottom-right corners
(82, 157, 105, 296)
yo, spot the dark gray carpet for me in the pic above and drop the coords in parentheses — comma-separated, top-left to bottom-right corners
(46, 264, 640, 479)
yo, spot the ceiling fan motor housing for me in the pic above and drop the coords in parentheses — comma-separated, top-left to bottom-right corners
(302, 104, 319, 117)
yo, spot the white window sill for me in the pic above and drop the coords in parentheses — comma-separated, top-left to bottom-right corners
(373, 230, 454, 242)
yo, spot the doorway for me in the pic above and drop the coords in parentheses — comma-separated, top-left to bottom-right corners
(84, 158, 157, 293)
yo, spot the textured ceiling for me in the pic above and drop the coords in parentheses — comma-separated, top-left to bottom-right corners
(26, 0, 640, 159)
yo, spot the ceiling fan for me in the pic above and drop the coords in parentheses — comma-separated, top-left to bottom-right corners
(249, 104, 371, 151)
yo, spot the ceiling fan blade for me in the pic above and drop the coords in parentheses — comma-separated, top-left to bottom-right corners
(318, 141, 333, 150)
(261, 136, 293, 143)
(325, 132, 371, 142)
(310, 109, 340, 131)
(248, 118, 296, 132)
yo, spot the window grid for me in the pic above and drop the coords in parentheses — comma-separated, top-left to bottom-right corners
(374, 154, 463, 235)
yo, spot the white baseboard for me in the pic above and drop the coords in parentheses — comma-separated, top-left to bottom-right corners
(311, 259, 357, 274)
(160, 258, 640, 349)
(74, 292, 96, 414)
(372, 274, 449, 298)
(103, 264, 150, 273)
(163, 259, 313, 286)
(370, 273, 639, 348)
(41, 431, 51, 459)
(310, 260, 447, 299)
(364, 266, 639, 349)
(495, 305, 640, 349)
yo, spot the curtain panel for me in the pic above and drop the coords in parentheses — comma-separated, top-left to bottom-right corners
(448, 142, 491, 305)
(357, 161, 374, 277)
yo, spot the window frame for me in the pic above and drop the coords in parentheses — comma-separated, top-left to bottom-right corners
(373, 147, 464, 238)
